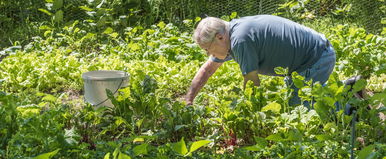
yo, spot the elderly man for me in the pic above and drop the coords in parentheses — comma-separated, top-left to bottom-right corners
(185, 15, 336, 106)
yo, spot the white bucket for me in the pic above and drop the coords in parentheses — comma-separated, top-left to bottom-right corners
(82, 70, 129, 107)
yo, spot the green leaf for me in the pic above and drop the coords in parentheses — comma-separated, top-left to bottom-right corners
(133, 143, 148, 156)
(110, 32, 119, 38)
(254, 137, 268, 148)
(79, 6, 94, 11)
(33, 149, 60, 159)
(54, 10, 63, 23)
(322, 96, 335, 107)
(293, 78, 304, 88)
(287, 130, 303, 141)
(243, 145, 262, 151)
(38, 9, 52, 16)
(370, 92, 386, 105)
(133, 137, 144, 143)
(229, 12, 238, 19)
(261, 102, 281, 114)
(315, 134, 331, 141)
(104, 153, 110, 159)
(314, 102, 329, 121)
(103, 27, 114, 34)
(53, 0, 63, 10)
(97, 16, 107, 27)
(358, 145, 376, 159)
(352, 79, 366, 93)
(189, 140, 211, 153)
(274, 67, 288, 75)
(174, 125, 187, 131)
(118, 152, 131, 159)
(113, 148, 119, 158)
(115, 117, 127, 126)
(64, 127, 79, 145)
(42, 94, 57, 102)
(172, 138, 188, 155)
(157, 21, 166, 28)
(266, 133, 283, 141)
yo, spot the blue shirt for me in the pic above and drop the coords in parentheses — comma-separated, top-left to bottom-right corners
(211, 15, 329, 76)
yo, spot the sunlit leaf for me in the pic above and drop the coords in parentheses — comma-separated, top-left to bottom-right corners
(189, 140, 211, 153)
(103, 152, 110, 159)
(118, 152, 131, 159)
(274, 67, 288, 75)
(172, 138, 188, 155)
(262, 102, 281, 114)
(38, 9, 52, 16)
(42, 94, 57, 102)
(133, 138, 144, 143)
(103, 27, 114, 34)
(315, 134, 331, 141)
(79, 6, 94, 11)
(33, 149, 60, 159)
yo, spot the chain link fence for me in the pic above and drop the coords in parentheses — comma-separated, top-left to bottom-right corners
(204, 0, 384, 33)
(0, 0, 384, 49)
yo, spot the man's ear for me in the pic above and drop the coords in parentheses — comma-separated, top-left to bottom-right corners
(216, 33, 224, 40)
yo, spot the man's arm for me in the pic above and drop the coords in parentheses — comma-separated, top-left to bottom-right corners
(185, 59, 223, 105)
(243, 70, 260, 89)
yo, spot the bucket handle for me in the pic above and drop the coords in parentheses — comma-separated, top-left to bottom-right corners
(93, 79, 125, 107)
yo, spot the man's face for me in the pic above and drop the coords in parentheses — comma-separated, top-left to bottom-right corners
(200, 33, 229, 60)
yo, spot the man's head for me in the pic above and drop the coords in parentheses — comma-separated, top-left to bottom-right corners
(193, 17, 230, 60)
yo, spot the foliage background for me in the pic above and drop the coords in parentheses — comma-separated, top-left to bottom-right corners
(0, 0, 385, 158)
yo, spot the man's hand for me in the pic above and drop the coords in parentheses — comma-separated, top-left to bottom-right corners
(185, 59, 223, 105)
(243, 70, 260, 89)
(185, 96, 193, 105)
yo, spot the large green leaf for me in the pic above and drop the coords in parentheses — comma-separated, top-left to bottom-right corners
(104, 153, 110, 159)
(352, 79, 367, 93)
(314, 102, 329, 122)
(357, 145, 375, 159)
(254, 137, 268, 148)
(118, 152, 131, 159)
(172, 138, 188, 155)
(33, 149, 60, 159)
(189, 140, 211, 154)
(133, 143, 148, 156)
(53, 0, 63, 10)
(54, 10, 63, 23)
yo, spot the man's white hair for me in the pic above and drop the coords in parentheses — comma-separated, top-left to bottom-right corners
(193, 17, 229, 45)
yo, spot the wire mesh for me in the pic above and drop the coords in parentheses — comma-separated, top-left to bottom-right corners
(205, 0, 281, 17)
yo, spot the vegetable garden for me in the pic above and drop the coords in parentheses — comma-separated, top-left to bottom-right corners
(0, 0, 385, 158)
